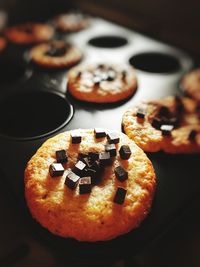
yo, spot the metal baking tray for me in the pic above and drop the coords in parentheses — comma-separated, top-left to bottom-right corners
(0, 16, 199, 262)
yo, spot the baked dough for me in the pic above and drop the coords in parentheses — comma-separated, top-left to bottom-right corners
(181, 68, 200, 102)
(25, 129, 156, 241)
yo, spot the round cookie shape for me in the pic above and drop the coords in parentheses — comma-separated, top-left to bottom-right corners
(30, 40, 82, 69)
(24, 129, 156, 242)
(122, 96, 200, 153)
(5, 23, 54, 45)
(181, 68, 200, 102)
(0, 37, 6, 53)
(54, 12, 90, 32)
(67, 64, 138, 103)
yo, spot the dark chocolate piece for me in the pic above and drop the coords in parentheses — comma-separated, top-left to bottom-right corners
(49, 163, 64, 177)
(175, 96, 184, 113)
(71, 132, 82, 144)
(78, 152, 88, 160)
(88, 152, 99, 162)
(91, 160, 102, 172)
(160, 125, 174, 136)
(107, 132, 120, 144)
(65, 171, 80, 190)
(114, 187, 127, 205)
(82, 157, 92, 169)
(107, 70, 116, 81)
(46, 45, 67, 57)
(188, 129, 197, 141)
(121, 70, 127, 80)
(56, 149, 68, 164)
(94, 128, 106, 138)
(79, 177, 92, 194)
(99, 152, 111, 165)
(119, 145, 131, 160)
(72, 160, 86, 176)
(105, 144, 116, 157)
(136, 108, 146, 119)
(93, 76, 101, 86)
(158, 106, 170, 117)
(167, 117, 180, 128)
(114, 166, 128, 182)
(152, 117, 162, 129)
(85, 168, 97, 184)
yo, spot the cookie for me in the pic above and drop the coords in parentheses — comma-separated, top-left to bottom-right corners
(54, 12, 90, 33)
(67, 64, 138, 103)
(122, 96, 200, 153)
(0, 37, 6, 52)
(30, 40, 82, 69)
(25, 129, 156, 242)
(181, 68, 200, 102)
(5, 23, 54, 45)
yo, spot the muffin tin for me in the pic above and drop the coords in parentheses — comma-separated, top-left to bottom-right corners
(0, 16, 199, 262)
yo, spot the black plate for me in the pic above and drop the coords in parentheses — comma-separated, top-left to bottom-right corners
(0, 16, 198, 263)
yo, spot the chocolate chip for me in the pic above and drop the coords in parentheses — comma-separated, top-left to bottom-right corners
(167, 117, 180, 128)
(79, 177, 92, 194)
(88, 152, 99, 162)
(119, 145, 131, 160)
(158, 106, 170, 117)
(136, 108, 146, 119)
(160, 125, 174, 136)
(114, 187, 127, 204)
(188, 129, 197, 141)
(105, 144, 116, 157)
(46, 45, 67, 57)
(72, 160, 86, 176)
(85, 168, 98, 184)
(71, 132, 82, 144)
(175, 96, 184, 113)
(152, 117, 162, 130)
(93, 76, 101, 86)
(56, 150, 68, 164)
(65, 171, 80, 190)
(107, 70, 116, 81)
(94, 128, 106, 138)
(107, 132, 120, 144)
(99, 152, 111, 165)
(122, 70, 127, 80)
(78, 153, 88, 160)
(49, 163, 65, 177)
(114, 166, 128, 182)
(90, 160, 102, 172)
(82, 157, 92, 168)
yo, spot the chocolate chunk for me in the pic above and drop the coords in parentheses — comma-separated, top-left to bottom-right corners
(79, 177, 92, 194)
(88, 152, 99, 162)
(77, 71, 82, 79)
(56, 149, 68, 164)
(93, 76, 101, 86)
(94, 128, 106, 138)
(49, 163, 64, 177)
(119, 145, 131, 160)
(46, 45, 67, 57)
(107, 132, 120, 144)
(85, 168, 98, 184)
(136, 108, 146, 119)
(72, 160, 86, 176)
(82, 157, 92, 168)
(65, 171, 80, 190)
(158, 106, 170, 117)
(97, 64, 105, 69)
(160, 125, 174, 136)
(78, 153, 88, 160)
(107, 70, 116, 81)
(114, 187, 127, 205)
(167, 117, 180, 128)
(99, 152, 111, 165)
(188, 129, 197, 141)
(105, 144, 116, 157)
(121, 70, 127, 80)
(152, 117, 162, 130)
(114, 166, 128, 182)
(91, 160, 102, 172)
(175, 96, 184, 113)
(71, 132, 82, 144)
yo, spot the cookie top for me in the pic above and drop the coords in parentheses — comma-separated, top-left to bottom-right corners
(5, 23, 54, 45)
(24, 129, 156, 242)
(0, 37, 6, 52)
(54, 12, 90, 32)
(30, 40, 82, 69)
(181, 68, 200, 102)
(122, 96, 200, 153)
(67, 64, 138, 103)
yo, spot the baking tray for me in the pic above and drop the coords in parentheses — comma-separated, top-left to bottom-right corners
(0, 16, 199, 262)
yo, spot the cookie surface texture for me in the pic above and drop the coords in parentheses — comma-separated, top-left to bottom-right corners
(25, 129, 156, 241)
(67, 64, 137, 103)
(30, 40, 82, 69)
(181, 68, 200, 102)
(122, 96, 200, 153)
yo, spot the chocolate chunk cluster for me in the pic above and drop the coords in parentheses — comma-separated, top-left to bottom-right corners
(45, 42, 70, 57)
(49, 129, 132, 205)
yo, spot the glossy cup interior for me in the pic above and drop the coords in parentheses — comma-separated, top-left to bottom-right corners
(88, 35, 128, 48)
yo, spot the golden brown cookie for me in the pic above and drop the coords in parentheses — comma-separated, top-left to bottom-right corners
(5, 22, 54, 45)
(122, 96, 200, 153)
(54, 12, 90, 32)
(30, 40, 82, 69)
(25, 129, 156, 242)
(181, 68, 200, 102)
(67, 64, 138, 103)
